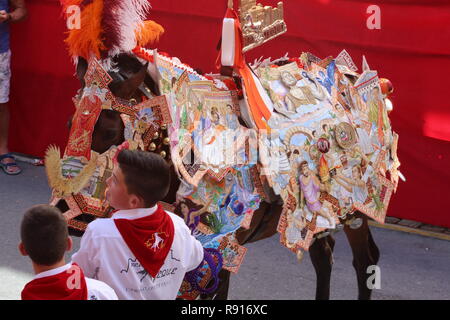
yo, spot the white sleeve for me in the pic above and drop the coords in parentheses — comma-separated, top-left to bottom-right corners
(86, 278, 119, 300)
(184, 229, 205, 272)
(169, 213, 205, 271)
(71, 224, 98, 278)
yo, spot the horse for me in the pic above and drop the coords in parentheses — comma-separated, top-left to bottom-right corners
(61, 52, 380, 300)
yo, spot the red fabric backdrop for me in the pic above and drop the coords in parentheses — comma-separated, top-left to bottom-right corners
(8, 0, 450, 227)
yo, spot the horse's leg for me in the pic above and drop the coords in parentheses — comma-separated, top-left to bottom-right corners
(200, 269, 231, 300)
(309, 235, 335, 300)
(249, 202, 283, 243)
(235, 201, 269, 245)
(344, 212, 380, 300)
(368, 226, 380, 264)
(209, 202, 271, 301)
(213, 202, 281, 300)
(213, 269, 231, 300)
(236, 202, 283, 245)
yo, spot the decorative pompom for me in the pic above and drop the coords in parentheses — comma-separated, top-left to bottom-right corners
(385, 98, 394, 113)
(379, 78, 394, 96)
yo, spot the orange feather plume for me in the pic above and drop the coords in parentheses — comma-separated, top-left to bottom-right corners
(135, 20, 165, 47)
(65, 0, 106, 60)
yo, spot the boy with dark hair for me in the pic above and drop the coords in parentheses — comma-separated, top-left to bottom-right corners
(19, 204, 118, 300)
(72, 149, 204, 299)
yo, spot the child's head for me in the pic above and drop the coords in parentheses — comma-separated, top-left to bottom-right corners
(19, 205, 71, 266)
(106, 149, 171, 210)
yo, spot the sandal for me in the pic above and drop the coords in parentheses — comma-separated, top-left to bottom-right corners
(0, 153, 22, 175)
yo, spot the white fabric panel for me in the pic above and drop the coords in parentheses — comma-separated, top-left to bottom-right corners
(221, 18, 236, 67)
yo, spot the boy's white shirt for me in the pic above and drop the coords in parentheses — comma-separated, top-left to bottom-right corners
(71, 205, 204, 300)
(33, 263, 118, 300)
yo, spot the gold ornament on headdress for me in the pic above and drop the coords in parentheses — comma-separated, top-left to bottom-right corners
(239, 0, 287, 52)
(45, 145, 99, 198)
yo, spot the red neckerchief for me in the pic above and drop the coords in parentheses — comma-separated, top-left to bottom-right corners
(21, 263, 88, 300)
(114, 205, 175, 278)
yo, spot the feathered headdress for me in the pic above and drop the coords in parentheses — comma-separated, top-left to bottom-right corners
(61, 0, 164, 63)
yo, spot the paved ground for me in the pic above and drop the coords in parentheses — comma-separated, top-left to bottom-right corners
(1, 163, 449, 300)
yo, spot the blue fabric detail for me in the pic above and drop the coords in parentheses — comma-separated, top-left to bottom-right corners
(0, 0, 10, 53)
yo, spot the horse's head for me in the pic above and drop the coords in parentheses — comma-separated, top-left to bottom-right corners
(72, 54, 161, 154)
(48, 53, 174, 235)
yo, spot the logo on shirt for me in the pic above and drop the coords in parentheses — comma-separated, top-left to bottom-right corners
(120, 258, 179, 283)
(144, 232, 167, 252)
(121, 258, 149, 282)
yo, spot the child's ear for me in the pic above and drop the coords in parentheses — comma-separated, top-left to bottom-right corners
(18, 242, 28, 257)
(67, 237, 73, 252)
(129, 194, 145, 209)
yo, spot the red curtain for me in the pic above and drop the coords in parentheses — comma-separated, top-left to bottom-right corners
(9, 0, 78, 159)
(8, 0, 450, 227)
